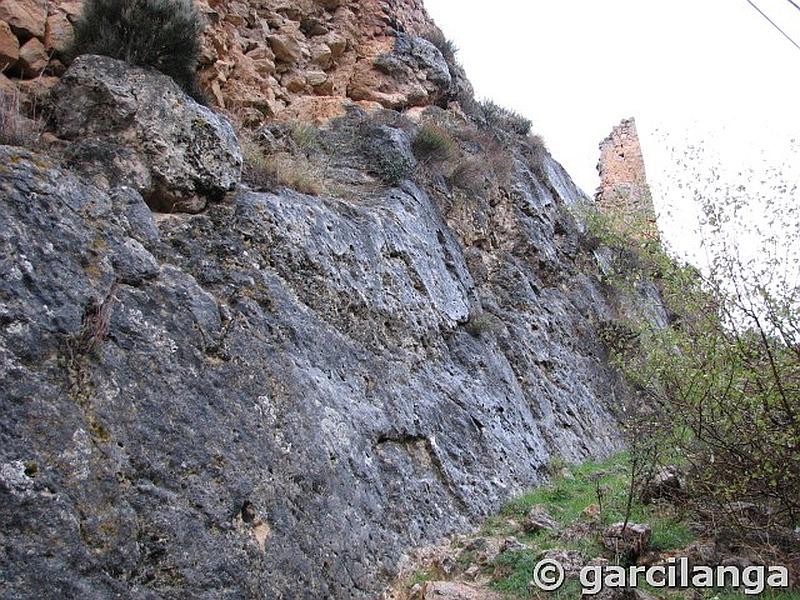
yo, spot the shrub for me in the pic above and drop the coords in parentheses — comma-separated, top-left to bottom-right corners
(372, 155, 414, 186)
(275, 158, 323, 196)
(240, 136, 277, 189)
(0, 87, 44, 147)
(465, 311, 505, 337)
(480, 100, 532, 136)
(454, 127, 516, 189)
(69, 0, 205, 102)
(586, 195, 800, 534)
(475, 130, 515, 187)
(528, 133, 549, 160)
(447, 157, 486, 191)
(289, 123, 319, 155)
(412, 122, 457, 165)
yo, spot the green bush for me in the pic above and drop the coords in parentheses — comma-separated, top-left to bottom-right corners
(583, 200, 800, 534)
(69, 0, 205, 102)
(373, 155, 414, 186)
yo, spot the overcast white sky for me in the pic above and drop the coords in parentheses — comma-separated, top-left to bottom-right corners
(425, 0, 800, 264)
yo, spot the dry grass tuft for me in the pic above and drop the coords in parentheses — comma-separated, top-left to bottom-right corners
(448, 157, 486, 192)
(0, 87, 44, 148)
(480, 100, 532, 136)
(241, 135, 324, 196)
(412, 122, 458, 165)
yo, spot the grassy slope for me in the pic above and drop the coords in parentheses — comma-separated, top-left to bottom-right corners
(410, 453, 798, 599)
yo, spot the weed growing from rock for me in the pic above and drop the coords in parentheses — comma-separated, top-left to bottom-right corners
(448, 157, 486, 192)
(412, 122, 458, 165)
(241, 135, 324, 196)
(420, 28, 458, 65)
(0, 87, 44, 147)
(480, 100, 532, 136)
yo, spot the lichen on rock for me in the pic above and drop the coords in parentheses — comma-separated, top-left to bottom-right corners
(52, 54, 242, 213)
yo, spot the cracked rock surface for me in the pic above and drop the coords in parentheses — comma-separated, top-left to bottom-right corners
(52, 55, 243, 214)
(0, 135, 631, 598)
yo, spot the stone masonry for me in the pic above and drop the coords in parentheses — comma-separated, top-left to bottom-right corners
(595, 118, 657, 236)
(0, 0, 469, 127)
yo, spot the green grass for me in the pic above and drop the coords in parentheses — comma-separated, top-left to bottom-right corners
(416, 453, 795, 600)
(405, 567, 435, 588)
(412, 123, 458, 164)
(485, 453, 698, 598)
(499, 453, 694, 552)
(491, 549, 585, 599)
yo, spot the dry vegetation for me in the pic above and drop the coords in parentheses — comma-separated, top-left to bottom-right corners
(240, 132, 324, 196)
(0, 87, 44, 148)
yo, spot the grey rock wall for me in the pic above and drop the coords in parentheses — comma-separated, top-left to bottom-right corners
(0, 134, 629, 598)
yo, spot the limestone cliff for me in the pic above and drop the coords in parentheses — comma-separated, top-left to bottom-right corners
(0, 2, 644, 599)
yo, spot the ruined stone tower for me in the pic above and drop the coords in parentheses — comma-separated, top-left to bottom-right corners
(595, 118, 658, 237)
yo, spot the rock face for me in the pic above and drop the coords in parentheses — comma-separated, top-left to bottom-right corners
(349, 33, 452, 109)
(0, 0, 48, 40)
(53, 55, 242, 213)
(0, 1, 663, 598)
(0, 20, 20, 70)
(0, 118, 631, 597)
(601, 523, 652, 559)
(0, 0, 469, 125)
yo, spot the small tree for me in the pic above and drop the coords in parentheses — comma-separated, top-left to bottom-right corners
(583, 188, 800, 535)
(69, 0, 205, 102)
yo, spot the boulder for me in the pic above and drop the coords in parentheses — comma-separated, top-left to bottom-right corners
(521, 505, 559, 533)
(44, 12, 74, 57)
(640, 466, 682, 504)
(16, 36, 47, 78)
(542, 549, 586, 579)
(349, 34, 452, 110)
(0, 20, 19, 70)
(362, 124, 417, 184)
(267, 33, 302, 63)
(321, 31, 346, 58)
(393, 34, 452, 92)
(62, 138, 152, 194)
(601, 523, 652, 559)
(310, 43, 333, 68)
(0, 0, 47, 40)
(52, 55, 242, 213)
